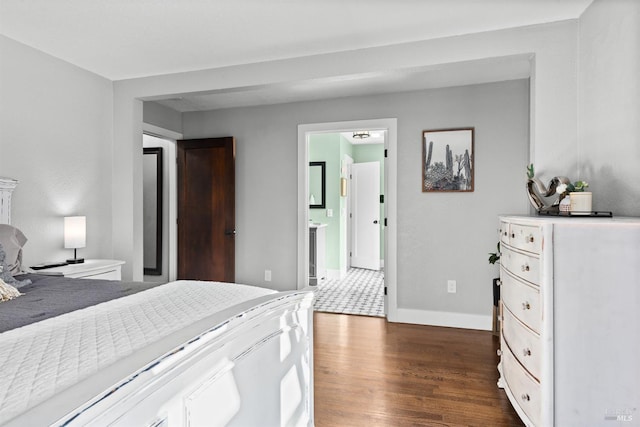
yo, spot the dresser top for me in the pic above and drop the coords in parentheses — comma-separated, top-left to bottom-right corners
(500, 214, 640, 226)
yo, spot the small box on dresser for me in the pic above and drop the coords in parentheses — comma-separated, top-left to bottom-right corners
(497, 215, 640, 427)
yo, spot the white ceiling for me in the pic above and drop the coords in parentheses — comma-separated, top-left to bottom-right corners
(0, 0, 593, 112)
(153, 55, 533, 112)
(342, 131, 385, 145)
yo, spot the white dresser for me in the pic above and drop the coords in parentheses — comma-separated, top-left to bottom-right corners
(498, 216, 640, 426)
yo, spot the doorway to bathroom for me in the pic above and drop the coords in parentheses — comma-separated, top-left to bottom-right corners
(305, 128, 387, 317)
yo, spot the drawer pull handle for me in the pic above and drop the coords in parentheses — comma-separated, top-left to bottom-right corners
(522, 301, 531, 310)
(521, 393, 531, 402)
(527, 235, 535, 243)
(521, 264, 530, 272)
(511, 233, 515, 238)
(523, 348, 532, 357)
(496, 349, 503, 356)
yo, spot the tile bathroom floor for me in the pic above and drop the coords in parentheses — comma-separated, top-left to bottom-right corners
(312, 267, 384, 317)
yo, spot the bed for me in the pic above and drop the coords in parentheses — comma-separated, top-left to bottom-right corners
(0, 178, 314, 426)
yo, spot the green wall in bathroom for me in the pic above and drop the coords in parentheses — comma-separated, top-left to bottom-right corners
(309, 134, 342, 272)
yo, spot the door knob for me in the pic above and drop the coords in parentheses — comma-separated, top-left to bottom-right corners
(224, 229, 236, 236)
(373, 220, 379, 224)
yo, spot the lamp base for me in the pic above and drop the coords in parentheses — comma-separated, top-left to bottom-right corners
(66, 258, 85, 264)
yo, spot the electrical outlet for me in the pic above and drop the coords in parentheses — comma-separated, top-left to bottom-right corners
(447, 280, 456, 293)
(264, 270, 272, 282)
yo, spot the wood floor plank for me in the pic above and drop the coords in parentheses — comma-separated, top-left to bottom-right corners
(314, 312, 523, 427)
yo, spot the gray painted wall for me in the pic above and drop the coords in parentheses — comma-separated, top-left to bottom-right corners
(0, 35, 114, 266)
(578, 0, 640, 216)
(113, 20, 579, 282)
(143, 101, 183, 135)
(183, 79, 530, 316)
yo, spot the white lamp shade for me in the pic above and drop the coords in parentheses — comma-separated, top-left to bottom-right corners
(64, 216, 86, 249)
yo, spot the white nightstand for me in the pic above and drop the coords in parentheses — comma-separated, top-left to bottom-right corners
(35, 259, 125, 280)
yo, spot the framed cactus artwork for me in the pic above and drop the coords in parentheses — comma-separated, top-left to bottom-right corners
(422, 127, 474, 192)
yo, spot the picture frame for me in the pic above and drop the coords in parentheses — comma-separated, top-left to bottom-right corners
(422, 127, 474, 192)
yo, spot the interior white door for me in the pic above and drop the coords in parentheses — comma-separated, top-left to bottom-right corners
(351, 161, 380, 270)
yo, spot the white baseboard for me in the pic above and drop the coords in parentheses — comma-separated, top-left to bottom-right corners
(394, 308, 492, 331)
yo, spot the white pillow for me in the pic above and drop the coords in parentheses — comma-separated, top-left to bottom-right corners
(0, 224, 28, 275)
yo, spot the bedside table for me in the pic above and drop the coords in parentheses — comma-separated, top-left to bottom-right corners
(35, 259, 125, 280)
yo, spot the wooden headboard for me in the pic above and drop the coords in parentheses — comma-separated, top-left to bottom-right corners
(0, 177, 18, 225)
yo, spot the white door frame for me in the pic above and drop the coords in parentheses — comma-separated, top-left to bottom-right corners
(297, 118, 398, 322)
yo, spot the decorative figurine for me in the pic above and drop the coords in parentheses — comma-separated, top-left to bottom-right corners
(526, 164, 571, 213)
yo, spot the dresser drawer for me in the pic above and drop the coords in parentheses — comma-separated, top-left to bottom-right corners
(499, 221, 510, 246)
(503, 306, 541, 380)
(509, 223, 542, 254)
(501, 246, 540, 286)
(502, 341, 541, 426)
(501, 269, 541, 333)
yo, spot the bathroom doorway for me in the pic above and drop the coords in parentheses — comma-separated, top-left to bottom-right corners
(306, 129, 386, 317)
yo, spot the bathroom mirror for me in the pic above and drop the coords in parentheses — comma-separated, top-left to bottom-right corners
(309, 161, 326, 209)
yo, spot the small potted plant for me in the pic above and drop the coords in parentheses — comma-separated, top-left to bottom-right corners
(557, 180, 591, 214)
(488, 242, 500, 266)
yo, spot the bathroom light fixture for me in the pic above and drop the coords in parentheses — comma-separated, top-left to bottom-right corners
(64, 216, 86, 264)
(352, 131, 370, 139)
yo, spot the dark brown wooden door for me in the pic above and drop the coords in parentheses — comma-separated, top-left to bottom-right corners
(177, 137, 235, 282)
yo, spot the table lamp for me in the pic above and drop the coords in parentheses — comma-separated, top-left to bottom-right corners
(64, 216, 86, 264)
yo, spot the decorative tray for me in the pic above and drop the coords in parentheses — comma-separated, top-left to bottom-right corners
(538, 211, 613, 218)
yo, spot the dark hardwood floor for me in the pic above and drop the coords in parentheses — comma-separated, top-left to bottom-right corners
(314, 312, 524, 427)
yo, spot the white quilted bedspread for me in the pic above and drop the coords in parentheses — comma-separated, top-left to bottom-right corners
(0, 280, 274, 424)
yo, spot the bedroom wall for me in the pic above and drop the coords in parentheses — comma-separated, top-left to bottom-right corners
(182, 79, 530, 320)
(578, 0, 640, 216)
(0, 36, 114, 266)
(143, 101, 183, 135)
(113, 21, 578, 284)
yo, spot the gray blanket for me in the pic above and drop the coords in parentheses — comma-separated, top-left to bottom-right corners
(0, 274, 161, 333)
